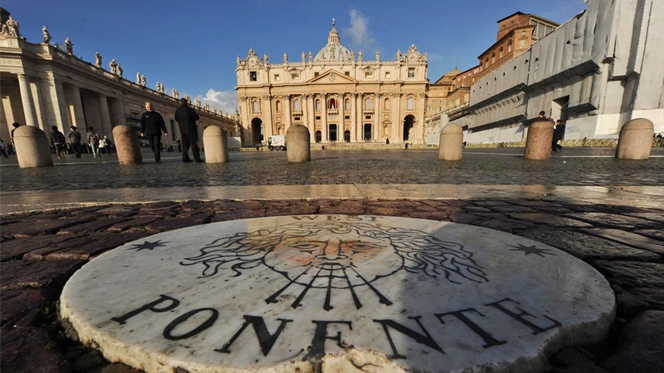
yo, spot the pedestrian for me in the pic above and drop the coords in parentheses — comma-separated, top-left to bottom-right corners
(98, 136, 107, 154)
(49, 126, 67, 159)
(104, 136, 114, 154)
(140, 101, 168, 162)
(552, 120, 565, 152)
(87, 127, 101, 158)
(68, 126, 82, 158)
(174, 98, 202, 163)
(10, 122, 20, 154)
(0, 138, 8, 158)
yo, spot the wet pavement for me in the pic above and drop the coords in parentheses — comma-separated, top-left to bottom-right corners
(1, 147, 663, 373)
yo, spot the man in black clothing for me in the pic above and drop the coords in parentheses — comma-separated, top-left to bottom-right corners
(140, 102, 168, 162)
(174, 98, 202, 162)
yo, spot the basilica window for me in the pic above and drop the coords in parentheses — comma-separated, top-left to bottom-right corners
(408, 68, 415, 78)
(293, 99, 301, 111)
(314, 72, 319, 77)
(407, 98, 414, 110)
(249, 72, 258, 82)
(328, 98, 337, 110)
(291, 72, 300, 80)
(385, 71, 391, 79)
(275, 101, 281, 113)
(274, 74, 280, 81)
(364, 70, 373, 78)
(316, 100, 321, 111)
(384, 98, 390, 111)
(345, 99, 350, 110)
(252, 100, 259, 113)
(365, 98, 372, 110)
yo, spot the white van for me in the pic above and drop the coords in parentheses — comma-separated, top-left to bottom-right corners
(267, 135, 287, 151)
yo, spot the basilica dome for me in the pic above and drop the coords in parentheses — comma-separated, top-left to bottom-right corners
(314, 20, 353, 62)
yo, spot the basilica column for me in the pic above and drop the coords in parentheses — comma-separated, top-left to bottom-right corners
(262, 95, 273, 139)
(98, 94, 112, 136)
(356, 93, 363, 141)
(417, 92, 426, 143)
(394, 93, 402, 142)
(67, 86, 86, 131)
(339, 94, 345, 142)
(350, 93, 357, 142)
(321, 94, 328, 143)
(284, 95, 291, 133)
(374, 93, 381, 141)
(17, 74, 39, 127)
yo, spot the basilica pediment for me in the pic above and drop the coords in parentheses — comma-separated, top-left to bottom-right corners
(306, 70, 358, 84)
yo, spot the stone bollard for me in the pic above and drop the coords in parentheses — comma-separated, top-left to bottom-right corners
(203, 125, 229, 163)
(286, 124, 310, 162)
(616, 118, 654, 160)
(112, 125, 142, 165)
(524, 121, 554, 160)
(14, 125, 54, 168)
(439, 123, 463, 161)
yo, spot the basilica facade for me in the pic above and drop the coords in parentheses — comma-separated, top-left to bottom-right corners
(235, 22, 428, 145)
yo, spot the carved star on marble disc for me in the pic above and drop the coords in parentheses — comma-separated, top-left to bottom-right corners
(508, 243, 555, 258)
(129, 240, 168, 252)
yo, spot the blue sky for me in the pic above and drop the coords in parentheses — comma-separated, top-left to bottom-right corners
(5, 0, 588, 113)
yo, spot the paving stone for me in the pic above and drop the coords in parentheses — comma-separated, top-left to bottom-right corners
(71, 350, 105, 372)
(463, 206, 492, 213)
(550, 348, 611, 373)
(144, 216, 210, 233)
(1, 259, 86, 290)
(449, 211, 483, 224)
(508, 213, 593, 227)
(213, 199, 266, 211)
(180, 200, 206, 211)
(211, 209, 267, 222)
(475, 218, 537, 233)
(613, 287, 664, 318)
(100, 362, 138, 373)
(490, 205, 538, 213)
(58, 217, 129, 235)
(581, 228, 664, 254)
(624, 212, 664, 224)
(566, 213, 662, 229)
(602, 311, 664, 373)
(0, 327, 70, 373)
(319, 204, 366, 214)
(593, 261, 664, 290)
(632, 229, 664, 241)
(519, 230, 660, 262)
(95, 205, 139, 215)
(107, 216, 159, 232)
(0, 234, 80, 261)
(407, 210, 450, 220)
(23, 232, 150, 261)
(0, 289, 45, 330)
(266, 205, 319, 216)
(1, 217, 95, 238)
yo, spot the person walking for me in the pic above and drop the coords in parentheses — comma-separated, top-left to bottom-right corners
(68, 126, 83, 158)
(87, 127, 101, 158)
(10, 122, 20, 155)
(552, 120, 565, 152)
(0, 139, 9, 158)
(50, 126, 67, 159)
(174, 98, 202, 162)
(140, 101, 168, 162)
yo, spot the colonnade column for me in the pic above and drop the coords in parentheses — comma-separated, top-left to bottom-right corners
(350, 93, 357, 142)
(67, 86, 86, 131)
(305, 95, 314, 142)
(98, 94, 113, 137)
(51, 79, 71, 132)
(418, 93, 426, 143)
(263, 95, 273, 138)
(17, 74, 39, 127)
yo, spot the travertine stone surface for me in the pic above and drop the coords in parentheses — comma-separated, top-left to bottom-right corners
(615, 118, 654, 160)
(112, 125, 142, 165)
(287, 124, 310, 162)
(60, 215, 615, 373)
(203, 125, 229, 163)
(13, 125, 53, 168)
(524, 121, 554, 160)
(438, 123, 463, 161)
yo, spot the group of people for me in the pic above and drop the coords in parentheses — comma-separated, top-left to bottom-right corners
(140, 98, 202, 163)
(47, 125, 114, 159)
(538, 111, 566, 152)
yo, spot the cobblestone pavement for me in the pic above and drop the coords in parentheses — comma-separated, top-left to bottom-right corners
(1, 148, 663, 373)
(1, 147, 664, 191)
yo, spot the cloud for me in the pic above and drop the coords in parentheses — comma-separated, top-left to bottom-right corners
(192, 89, 238, 114)
(342, 9, 374, 49)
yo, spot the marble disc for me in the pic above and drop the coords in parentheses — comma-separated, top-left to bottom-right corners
(60, 215, 615, 373)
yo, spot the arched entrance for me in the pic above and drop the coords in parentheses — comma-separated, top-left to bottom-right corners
(251, 118, 263, 144)
(315, 130, 322, 143)
(329, 124, 337, 142)
(364, 124, 372, 141)
(403, 115, 415, 141)
(344, 130, 350, 142)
